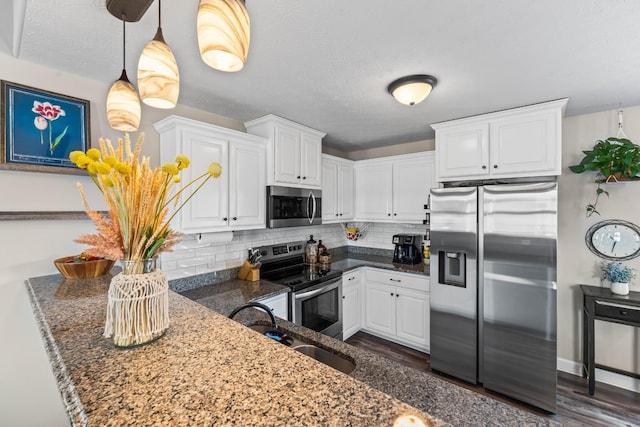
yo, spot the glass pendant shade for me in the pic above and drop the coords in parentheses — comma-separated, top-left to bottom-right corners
(387, 75, 438, 106)
(106, 70, 141, 131)
(138, 28, 180, 108)
(197, 0, 250, 72)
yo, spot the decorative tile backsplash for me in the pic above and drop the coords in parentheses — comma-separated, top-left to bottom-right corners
(160, 222, 427, 280)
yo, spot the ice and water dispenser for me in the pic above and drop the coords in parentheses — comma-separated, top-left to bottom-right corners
(438, 251, 467, 287)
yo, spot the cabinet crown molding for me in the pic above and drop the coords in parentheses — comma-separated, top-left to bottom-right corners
(431, 98, 568, 131)
(244, 114, 326, 138)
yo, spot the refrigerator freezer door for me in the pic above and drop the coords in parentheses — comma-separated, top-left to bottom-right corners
(430, 187, 478, 383)
(482, 183, 558, 413)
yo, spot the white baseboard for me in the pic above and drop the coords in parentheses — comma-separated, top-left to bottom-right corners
(557, 357, 640, 394)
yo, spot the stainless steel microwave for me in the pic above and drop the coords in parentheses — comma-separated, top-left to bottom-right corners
(266, 186, 322, 228)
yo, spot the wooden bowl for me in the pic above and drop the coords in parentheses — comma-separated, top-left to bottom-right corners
(54, 256, 115, 279)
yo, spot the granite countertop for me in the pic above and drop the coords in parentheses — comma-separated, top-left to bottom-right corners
(181, 274, 556, 426)
(26, 272, 441, 427)
(329, 252, 430, 276)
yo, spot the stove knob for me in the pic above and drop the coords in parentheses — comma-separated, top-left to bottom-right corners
(260, 250, 267, 256)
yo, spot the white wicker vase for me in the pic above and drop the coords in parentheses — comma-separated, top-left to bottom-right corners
(104, 268, 169, 347)
(610, 281, 630, 296)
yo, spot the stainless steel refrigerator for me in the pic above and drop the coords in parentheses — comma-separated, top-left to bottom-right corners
(430, 182, 557, 413)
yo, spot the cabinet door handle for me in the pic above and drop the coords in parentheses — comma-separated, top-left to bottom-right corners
(390, 292, 394, 296)
(223, 217, 228, 221)
(342, 296, 346, 299)
(348, 276, 355, 281)
(390, 278, 402, 282)
(339, 213, 343, 216)
(396, 294, 399, 298)
(482, 165, 487, 170)
(232, 217, 237, 221)
(387, 213, 391, 216)
(493, 165, 498, 169)
(393, 213, 397, 216)
(297, 176, 301, 179)
(335, 213, 339, 217)
(303, 176, 307, 180)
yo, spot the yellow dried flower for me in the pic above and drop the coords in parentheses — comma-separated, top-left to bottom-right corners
(103, 156, 117, 167)
(86, 148, 101, 161)
(75, 154, 91, 169)
(95, 162, 112, 175)
(208, 162, 222, 178)
(87, 161, 97, 175)
(175, 155, 190, 170)
(69, 151, 84, 164)
(162, 163, 179, 176)
(115, 162, 132, 176)
(100, 177, 114, 187)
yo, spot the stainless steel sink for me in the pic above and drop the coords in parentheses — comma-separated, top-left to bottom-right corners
(290, 344, 355, 374)
(246, 324, 355, 374)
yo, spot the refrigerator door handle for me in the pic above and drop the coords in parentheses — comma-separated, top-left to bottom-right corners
(484, 182, 556, 195)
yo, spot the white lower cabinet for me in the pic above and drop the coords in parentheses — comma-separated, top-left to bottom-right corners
(259, 293, 288, 320)
(363, 268, 430, 352)
(342, 270, 362, 340)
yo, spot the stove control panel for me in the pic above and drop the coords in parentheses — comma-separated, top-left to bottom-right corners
(257, 241, 305, 262)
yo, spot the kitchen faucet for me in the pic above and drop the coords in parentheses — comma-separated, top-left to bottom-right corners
(228, 302, 278, 329)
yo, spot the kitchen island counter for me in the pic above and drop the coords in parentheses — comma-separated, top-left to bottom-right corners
(183, 277, 557, 426)
(26, 272, 440, 426)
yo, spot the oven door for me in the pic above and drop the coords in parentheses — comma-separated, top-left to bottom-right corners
(292, 277, 343, 340)
(267, 186, 322, 228)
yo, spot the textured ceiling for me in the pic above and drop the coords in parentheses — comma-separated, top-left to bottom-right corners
(7, 0, 640, 151)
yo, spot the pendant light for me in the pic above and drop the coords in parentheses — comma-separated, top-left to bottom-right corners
(197, 0, 250, 72)
(107, 19, 141, 131)
(387, 75, 438, 106)
(137, 0, 180, 109)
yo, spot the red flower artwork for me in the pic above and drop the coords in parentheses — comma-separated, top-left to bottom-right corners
(32, 100, 68, 154)
(32, 101, 65, 121)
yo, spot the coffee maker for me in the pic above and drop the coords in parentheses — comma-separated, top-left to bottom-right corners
(392, 234, 423, 265)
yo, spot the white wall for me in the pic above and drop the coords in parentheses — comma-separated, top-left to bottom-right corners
(558, 107, 640, 376)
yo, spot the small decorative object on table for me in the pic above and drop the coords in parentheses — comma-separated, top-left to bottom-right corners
(602, 261, 635, 296)
(70, 134, 222, 347)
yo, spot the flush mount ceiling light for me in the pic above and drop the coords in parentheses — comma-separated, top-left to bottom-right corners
(137, 0, 180, 109)
(106, 19, 141, 131)
(387, 75, 438, 106)
(197, 0, 250, 72)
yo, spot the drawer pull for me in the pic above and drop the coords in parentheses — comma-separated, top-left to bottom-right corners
(620, 310, 628, 316)
(390, 278, 402, 282)
(348, 277, 355, 281)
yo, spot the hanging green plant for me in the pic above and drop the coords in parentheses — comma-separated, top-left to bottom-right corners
(569, 137, 640, 216)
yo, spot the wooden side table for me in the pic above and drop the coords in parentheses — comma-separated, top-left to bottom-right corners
(580, 284, 640, 395)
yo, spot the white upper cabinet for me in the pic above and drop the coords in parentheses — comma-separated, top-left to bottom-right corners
(154, 116, 266, 234)
(245, 114, 325, 189)
(354, 152, 435, 223)
(322, 154, 354, 223)
(432, 98, 568, 182)
(229, 139, 267, 229)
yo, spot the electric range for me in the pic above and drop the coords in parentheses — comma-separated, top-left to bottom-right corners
(257, 241, 344, 339)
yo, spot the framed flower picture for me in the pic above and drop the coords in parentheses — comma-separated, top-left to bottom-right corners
(0, 80, 90, 175)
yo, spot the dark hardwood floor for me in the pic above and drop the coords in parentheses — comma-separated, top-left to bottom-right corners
(346, 331, 640, 427)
